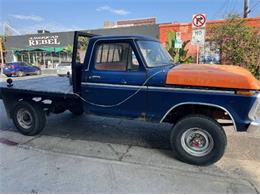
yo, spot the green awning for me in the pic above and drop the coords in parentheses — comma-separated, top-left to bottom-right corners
(13, 47, 65, 54)
(40, 47, 64, 52)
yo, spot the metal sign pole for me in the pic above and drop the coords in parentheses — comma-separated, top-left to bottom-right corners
(191, 13, 206, 64)
(196, 45, 199, 64)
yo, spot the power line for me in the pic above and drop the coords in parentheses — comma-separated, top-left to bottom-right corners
(229, 0, 238, 13)
(248, 0, 260, 14)
(212, 0, 229, 19)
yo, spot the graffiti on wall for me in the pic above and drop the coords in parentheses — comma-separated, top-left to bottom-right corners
(200, 41, 220, 64)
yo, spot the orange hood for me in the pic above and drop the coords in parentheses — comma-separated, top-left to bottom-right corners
(166, 64, 260, 90)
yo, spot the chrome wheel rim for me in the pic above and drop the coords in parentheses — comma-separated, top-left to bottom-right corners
(181, 128, 214, 157)
(17, 108, 33, 129)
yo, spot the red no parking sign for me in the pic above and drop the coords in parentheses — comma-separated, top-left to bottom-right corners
(192, 14, 206, 28)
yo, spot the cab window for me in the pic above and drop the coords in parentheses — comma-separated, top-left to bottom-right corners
(95, 42, 139, 71)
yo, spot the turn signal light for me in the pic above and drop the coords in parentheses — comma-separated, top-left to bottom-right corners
(236, 90, 255, 96)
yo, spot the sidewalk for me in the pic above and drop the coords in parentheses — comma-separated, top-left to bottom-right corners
(0, 130, 259, 193)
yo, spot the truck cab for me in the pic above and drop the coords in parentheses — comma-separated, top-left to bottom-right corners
(78, 35, 172, 120)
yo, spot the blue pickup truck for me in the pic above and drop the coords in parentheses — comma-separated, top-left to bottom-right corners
(0, 32, 259, 165)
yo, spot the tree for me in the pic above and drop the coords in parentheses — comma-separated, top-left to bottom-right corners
(208, 14, 260, 79)
(166, 31, 193, 64)
(63, 44, 73, 55)
(63, 37, 89, 63)
(0, 35, 5, 70)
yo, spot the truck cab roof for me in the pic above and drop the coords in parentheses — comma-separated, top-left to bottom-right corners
(90, 35, 158, 42)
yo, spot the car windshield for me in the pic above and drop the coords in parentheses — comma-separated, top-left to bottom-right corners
(6, 62, 28, 66)
(137, 40, 174, 67)
(59, 62, 71, 66)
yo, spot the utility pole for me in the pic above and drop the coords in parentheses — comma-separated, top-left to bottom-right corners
(0, 37, 4, 74)
(244, 0, 250, 18)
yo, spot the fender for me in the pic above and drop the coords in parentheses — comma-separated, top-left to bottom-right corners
(160, 102, 237, 131)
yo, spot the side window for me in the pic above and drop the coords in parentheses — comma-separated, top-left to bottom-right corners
(95, 42, 139, 71)
(76, 36, 89, 64)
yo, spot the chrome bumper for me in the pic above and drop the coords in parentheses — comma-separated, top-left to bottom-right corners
(247, 120, 260, 133)
(247, 93, 260, 133)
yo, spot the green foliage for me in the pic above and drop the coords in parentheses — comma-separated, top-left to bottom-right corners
(63, 44, 73, 55)
(0, 35, 5, 51)
(78, 37, 88, 50)
(63, 37, 88, 55)
(208, 15, 260, 79)
(166, 31, 193, 64)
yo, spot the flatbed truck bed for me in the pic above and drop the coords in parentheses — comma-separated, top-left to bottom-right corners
(0, 75, 81, 120)
(0, 76, 73, 95)
(0, 76, 74, 97)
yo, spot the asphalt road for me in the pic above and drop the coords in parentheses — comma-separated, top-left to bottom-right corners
(0, 75, 260, 193)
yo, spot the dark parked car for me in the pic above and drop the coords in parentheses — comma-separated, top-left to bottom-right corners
(3, 62, 41, 77)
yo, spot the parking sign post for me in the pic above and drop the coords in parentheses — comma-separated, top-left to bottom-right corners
(191, 13, 207, 64)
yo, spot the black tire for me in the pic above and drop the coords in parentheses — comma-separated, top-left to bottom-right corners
(69, 75, 72, 85)
(170, 115, 227, 166)
(12, 101, 46, 136)
(69, 107, 84, 115)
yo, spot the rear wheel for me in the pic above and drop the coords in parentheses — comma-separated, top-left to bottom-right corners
(170, 115, 227, 166)
(12, 101, 46, 136)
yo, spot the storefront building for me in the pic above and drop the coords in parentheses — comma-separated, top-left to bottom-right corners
(5, 24, 159, 69)
(5, 32, 74, 69)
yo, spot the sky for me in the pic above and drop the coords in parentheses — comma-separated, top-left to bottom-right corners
(0, 0, 259, 35)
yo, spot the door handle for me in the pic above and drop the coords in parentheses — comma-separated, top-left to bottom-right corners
(122, 80, 127, 84)
(89, 75, 101, 79)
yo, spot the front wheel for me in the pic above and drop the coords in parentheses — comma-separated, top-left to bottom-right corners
(17, 71, 24, 77)
(170, 115, 227, 166)
(36, 70, 41, 75)
(12, 101, 46, 136)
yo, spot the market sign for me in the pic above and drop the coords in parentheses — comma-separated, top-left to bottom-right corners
(28, 35, 61, 47)
(174, 39, 182, 49)
(176, 32, 181, 40)
(175, 32, 182, 48)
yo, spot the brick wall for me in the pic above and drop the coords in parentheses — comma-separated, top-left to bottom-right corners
(159, 17, 260, 61)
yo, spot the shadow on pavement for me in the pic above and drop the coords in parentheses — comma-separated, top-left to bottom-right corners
(43, 112, 173, 150)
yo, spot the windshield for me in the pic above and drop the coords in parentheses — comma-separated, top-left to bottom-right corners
(137, 40, 173, 67)
(59, 62, 71, 66)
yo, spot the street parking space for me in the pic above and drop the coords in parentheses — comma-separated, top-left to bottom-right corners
(0, 74, 260, 193)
